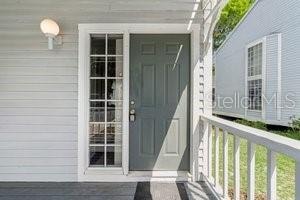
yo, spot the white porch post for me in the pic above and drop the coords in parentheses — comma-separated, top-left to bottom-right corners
(197, 0, 212, 181)
(198, 0, 226, 181)
(191, 0, 228, 181)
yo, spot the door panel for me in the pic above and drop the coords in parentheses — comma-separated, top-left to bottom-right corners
(129, 34, 190, 171)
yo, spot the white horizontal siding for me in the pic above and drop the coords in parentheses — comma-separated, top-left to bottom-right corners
(0, 67, 77, 76)
(0, 84, 77, 92)
(0, 60, 76, 67)
(0, 157, 77, 166)
(0, 116, 77, 125)
(0, 92, 77, 100)
(0, 142, 77, 150)
(0, 174, 76, 182)
(0, 132, 77, 141)
(265, 35, 279, 121)
(0, 150, 76, 158)
(214, 47, 246, 117)
(0, 126, 76, 133)
(0, 166, 77, 175)
(0, 100, 77, 108)
(247, 111, 262, 121)
(0, 76, 77, 84)
(0, 108, 77, 116)
(0, 49, 78, 58)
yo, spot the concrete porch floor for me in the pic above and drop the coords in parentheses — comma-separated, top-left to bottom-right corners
(0, 181, 216, 200)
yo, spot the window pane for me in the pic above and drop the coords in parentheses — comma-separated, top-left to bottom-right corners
(89, 124, 105, 144)
(90, 101, 105, 122)
(248, 43, 262, 77)
(89, 146, 104, 166)
(107, 123, 122, 145)
(108, 34, 123, 55)
(106, 146, 122, 167)
(91, 34, 106, 55)
(107, 79, 123, 100)
(91, 57, 105, 77)
(90, 79, 105, 100)
(107, 101, 122, 122)
(248, 79, 262, 110)
(107, 57, 123, 77)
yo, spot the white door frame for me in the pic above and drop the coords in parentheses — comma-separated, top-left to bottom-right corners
(78, 23, 201, 181)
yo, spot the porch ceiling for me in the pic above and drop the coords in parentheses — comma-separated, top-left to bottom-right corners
(1, 0, 202, 24)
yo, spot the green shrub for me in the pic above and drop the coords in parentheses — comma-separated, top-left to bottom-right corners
(235, 117, 300, 141)
(235, 119, 267, 130)
(290, 116, 300, 131)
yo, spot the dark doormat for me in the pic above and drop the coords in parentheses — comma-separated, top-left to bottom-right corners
(134, 182, 189, 200)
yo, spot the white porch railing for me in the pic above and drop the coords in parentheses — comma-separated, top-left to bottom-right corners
(200, 115, 300, 200)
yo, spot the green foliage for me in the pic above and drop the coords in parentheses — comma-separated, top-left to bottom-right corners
(213, 0, 255, 50)
(273, 129, 300, 141)
(235, 118, 267, 130)
(290, 116, 300, 131)
(235, 118, 300, 140)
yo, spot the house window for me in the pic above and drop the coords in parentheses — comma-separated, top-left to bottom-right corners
(247, 43, 262, 111)
(89, 34, 123, 167)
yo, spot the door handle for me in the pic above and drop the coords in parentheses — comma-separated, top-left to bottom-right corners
(129, 109, 136, 122)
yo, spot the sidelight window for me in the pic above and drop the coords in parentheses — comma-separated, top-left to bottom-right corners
(89, 34, 123, 167)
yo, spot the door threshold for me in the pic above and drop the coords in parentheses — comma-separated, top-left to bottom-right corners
(79, 171, 192, 182)
(127, 171, 192, 182)
(129, 171, 191, 177)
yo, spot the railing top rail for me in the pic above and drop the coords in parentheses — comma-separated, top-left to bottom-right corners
(201, 114, 300, 161)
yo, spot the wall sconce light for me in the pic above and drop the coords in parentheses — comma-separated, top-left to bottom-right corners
(40, 19, 60, 50)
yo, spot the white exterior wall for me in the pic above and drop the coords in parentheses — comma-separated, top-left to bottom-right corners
(265, 34, 280, 122)
(214, 0, 300, 126)
(0, 14, 78, 181)
(0, 0, 202, 181)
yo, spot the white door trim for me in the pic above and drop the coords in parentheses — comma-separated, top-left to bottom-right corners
(78, 23, 200, 181)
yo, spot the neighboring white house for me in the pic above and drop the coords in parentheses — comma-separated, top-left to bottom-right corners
(214, 0, 300, 126)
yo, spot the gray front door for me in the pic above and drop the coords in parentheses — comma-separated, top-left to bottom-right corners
(129, 34, 190, 171)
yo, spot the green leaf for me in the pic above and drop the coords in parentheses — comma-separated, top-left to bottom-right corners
(213, 0, 255, 50)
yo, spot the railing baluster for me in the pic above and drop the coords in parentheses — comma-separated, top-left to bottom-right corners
(208, 124, 213, 180)
(214, 127, 220, 187)
(296, 161, 300, 200)
(247, 141, 255, 200)
(267, 150, 277, 200)
(234, 136, 240, 200)
(223, 130, 229, 199)
(201, 115, 300, 200)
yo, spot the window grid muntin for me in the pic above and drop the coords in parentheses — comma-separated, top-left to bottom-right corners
(247, 42, 263, 111)
(248, 79, 262, 110)
(247, 43, 262, 77)
(89, 33, 123, 168)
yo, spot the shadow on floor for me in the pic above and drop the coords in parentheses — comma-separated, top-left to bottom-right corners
(134, 182, 189, 200)
(184, 181, 217, 200)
